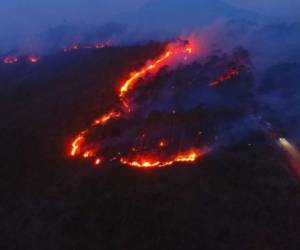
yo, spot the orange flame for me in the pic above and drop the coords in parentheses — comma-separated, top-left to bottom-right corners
(94, 158, 102, 166)
(159, 140, 167, 148)
(120, 149, 202, 168)
(28, 55, 39, 64)
(93, 110, 121, 126)
(119, 44, 193, 98)
(70, 134, 85, 157)
(83, 150, 95, 159)
(119, 51, 171, 97)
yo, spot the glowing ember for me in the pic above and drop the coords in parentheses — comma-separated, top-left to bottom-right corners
(70, 134, 85, 157)
(63, 41, 111, 52)
(3, 56, 19, 64)
(64, 43, 80, 52)
(93, 110, 121, 126)
(159, 140, 167, 148)
(209, 68, 240, 86)
(28, 55, 39, 64)
(174, 151, 199, 162)
(83, 150, 95, 158)
(120, 149, 202, 168)
(186, 47, 193, 54)
(94, 158, 102, 166)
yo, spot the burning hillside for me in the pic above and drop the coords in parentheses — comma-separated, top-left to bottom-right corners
(1, 33, 300, 250)
(68, 38, 253, 168)
(1, 0, 300, 249)
(1, 40, 112, 66)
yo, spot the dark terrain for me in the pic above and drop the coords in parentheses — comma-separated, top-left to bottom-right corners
(1, 44, 300, 250)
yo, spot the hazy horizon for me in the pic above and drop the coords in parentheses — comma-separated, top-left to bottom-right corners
(0, 0, 299, 40)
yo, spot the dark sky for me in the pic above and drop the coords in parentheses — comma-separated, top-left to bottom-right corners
(0, 0, 299, 40)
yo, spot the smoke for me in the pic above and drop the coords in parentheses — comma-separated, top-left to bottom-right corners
(256, 62, 300, 143)
(2, 0, 300, 168)
(66, 38, 257, 167)
(225, 0, 300, 22)
(0, 0, 299, 53)
(0, 0, 146, 53)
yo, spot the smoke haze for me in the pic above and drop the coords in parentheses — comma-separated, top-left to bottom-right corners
(1, 0, 300, 143)
(0, 0, 299, 49)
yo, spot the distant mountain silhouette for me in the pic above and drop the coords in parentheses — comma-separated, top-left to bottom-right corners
(117, 0, 258, 36)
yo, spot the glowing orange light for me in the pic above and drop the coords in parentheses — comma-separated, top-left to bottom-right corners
(3, 56, 19, 64)
(83, 150, 94, 158)
(159, 140, 167, 148)
(94, 158, 102, 166)
(28, 55, 39, 64)
(186, 47, 193, 54)
(174, 151, 198, 162)
(120, 149, 202, 168)
(93, 110, 121, 126)
(70, 135, 85, 157)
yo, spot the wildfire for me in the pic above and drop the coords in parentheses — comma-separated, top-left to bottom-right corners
(159, 140, 167, 148)
(95, 43, 106, 49)
(1, 40, 112, 67)
(64, 41, 111, 52)
(64, 43, 80, 52)
(209, 67, 240, 86)
(28, 55, 39, 64)
(68, 39, 202, 168)
(94, 158, 102, 166)
(70, 134, 85, 157)
(93, 110, 121, 126)
(119, 44, 193, 98)
(83, 150, 95, 158)
(120, 149, 202, 168)
(3, 56, 19, 64)
(118, 51, 171, 97)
